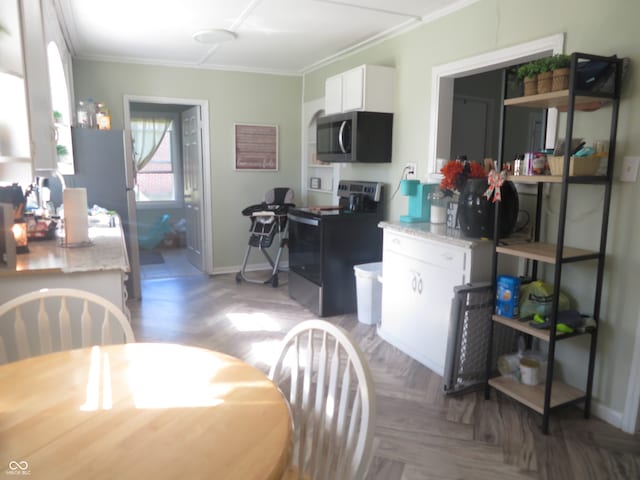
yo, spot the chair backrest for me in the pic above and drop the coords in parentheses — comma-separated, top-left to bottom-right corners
(269, 320, 376, 480)
(265, 187, 295, 205)
(0, 288, 135, 364)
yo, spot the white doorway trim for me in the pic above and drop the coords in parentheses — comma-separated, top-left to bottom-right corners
(123, 94, 214, 275)
(428, 33, 565, 174)
(622, 309, 640, 433)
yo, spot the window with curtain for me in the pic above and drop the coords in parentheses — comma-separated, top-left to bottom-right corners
(131, 114, 182, 205)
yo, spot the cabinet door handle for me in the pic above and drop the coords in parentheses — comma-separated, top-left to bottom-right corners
(417, 278, 423, 294)
(411, 275, 417, 292)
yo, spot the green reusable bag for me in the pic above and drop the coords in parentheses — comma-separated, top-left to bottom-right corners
(519, 280, 570, 318)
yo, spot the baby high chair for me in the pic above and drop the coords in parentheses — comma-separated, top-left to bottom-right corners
(235, 187, 295, 287)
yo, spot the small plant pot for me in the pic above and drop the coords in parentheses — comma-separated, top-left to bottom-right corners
(537, 71, 553, 94)
(523, 76, 538, 96)
(507, 79, 524, 99)
(552, 67, 569, 91)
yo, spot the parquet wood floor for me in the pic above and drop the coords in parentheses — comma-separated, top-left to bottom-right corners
(127, 272, 640, 480)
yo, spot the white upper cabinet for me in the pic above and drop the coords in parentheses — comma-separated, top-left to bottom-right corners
(324, 75, 343, 116)
(324, 65, 395, 115)
(0, 0, 23, 77)
(20, 0, 57, 173)
(0, 0, 57, 174)
(0, 0, 30, 161)
(341, 66, 365, 111)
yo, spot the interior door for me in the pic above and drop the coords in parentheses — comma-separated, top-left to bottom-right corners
(450, 96, 490, 162)
(182, 106, 204, 270)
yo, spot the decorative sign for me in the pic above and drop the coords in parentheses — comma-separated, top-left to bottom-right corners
(234, 124, 278, 171)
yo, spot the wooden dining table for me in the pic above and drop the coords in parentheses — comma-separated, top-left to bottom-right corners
(0, 343, 292, 479)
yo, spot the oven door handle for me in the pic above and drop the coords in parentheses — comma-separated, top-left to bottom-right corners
(288, 213, 320, 227)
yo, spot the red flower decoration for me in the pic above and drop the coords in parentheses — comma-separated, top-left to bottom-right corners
(440, 160, 486, 193)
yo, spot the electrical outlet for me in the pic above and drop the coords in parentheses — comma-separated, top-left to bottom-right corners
(621, 156, 640, 183)
(405, 162, 417, 180)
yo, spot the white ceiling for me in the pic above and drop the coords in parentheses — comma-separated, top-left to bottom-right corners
(54, 0, 477, 75)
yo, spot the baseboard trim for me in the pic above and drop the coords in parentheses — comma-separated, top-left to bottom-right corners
(212, 262, 289, 276)
(590, 400, 623, 429)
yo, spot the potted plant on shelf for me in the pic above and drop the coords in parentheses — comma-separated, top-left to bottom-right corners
(506, 66, 524, 98)
(536, 57, 554, 94)
(517, 62, 540, 96)
(549, 54, 571, 91)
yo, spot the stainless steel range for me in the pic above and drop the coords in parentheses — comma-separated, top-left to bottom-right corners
(287, 180, 384, 317)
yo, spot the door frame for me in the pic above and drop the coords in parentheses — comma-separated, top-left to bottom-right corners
(622, 309, 640, 433)
(123, 95, 213, 275)
(428, 33, 565, 174)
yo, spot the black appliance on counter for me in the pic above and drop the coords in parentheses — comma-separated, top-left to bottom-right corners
(316, 111, 393, 163)
(288, 180, 384, 317)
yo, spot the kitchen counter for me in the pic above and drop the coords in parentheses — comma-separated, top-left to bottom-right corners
(4, 217, 130, 276)
(377, 220, 494, 376)
(0, 216, 130, 316)
(378, 221, 492, 249)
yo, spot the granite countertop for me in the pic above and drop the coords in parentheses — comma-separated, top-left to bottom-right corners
(3, 216, 130, 276)
(378, 221, 492, 249)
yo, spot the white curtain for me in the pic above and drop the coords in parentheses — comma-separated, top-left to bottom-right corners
(131, 117, 172, 172)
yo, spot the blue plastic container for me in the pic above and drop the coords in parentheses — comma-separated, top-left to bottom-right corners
(495, 275, 520, 318)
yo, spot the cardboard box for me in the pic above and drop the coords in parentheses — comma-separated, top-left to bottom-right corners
(548, 155, 602, 176)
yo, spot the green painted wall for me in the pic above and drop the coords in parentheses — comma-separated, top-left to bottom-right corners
(73, 60, 302, 272)
(302, 0, 640, 420)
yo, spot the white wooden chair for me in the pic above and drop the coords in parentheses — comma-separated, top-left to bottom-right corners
(0, 288, 135, 364)
(269, 320, 376, 480)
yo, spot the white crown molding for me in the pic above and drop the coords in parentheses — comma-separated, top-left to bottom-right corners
(73, 53, 303, 77)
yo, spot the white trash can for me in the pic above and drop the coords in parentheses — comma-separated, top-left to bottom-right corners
(353, 262, 383, 325)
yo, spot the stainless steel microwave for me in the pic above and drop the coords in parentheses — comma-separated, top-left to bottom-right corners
(316, 111, 393, 163)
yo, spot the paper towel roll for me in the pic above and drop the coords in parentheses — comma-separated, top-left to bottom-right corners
(63, 188, 89, 244)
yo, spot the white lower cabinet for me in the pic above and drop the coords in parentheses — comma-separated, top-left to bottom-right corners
(378, 226, 492, 376)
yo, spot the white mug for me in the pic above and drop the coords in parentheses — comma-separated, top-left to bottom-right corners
(520, 357, 540, 385)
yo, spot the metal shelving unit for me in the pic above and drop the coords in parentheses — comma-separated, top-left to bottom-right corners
(486, 52, 623, 434)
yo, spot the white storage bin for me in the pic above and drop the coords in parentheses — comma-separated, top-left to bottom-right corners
(353, 262, 383, 325)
